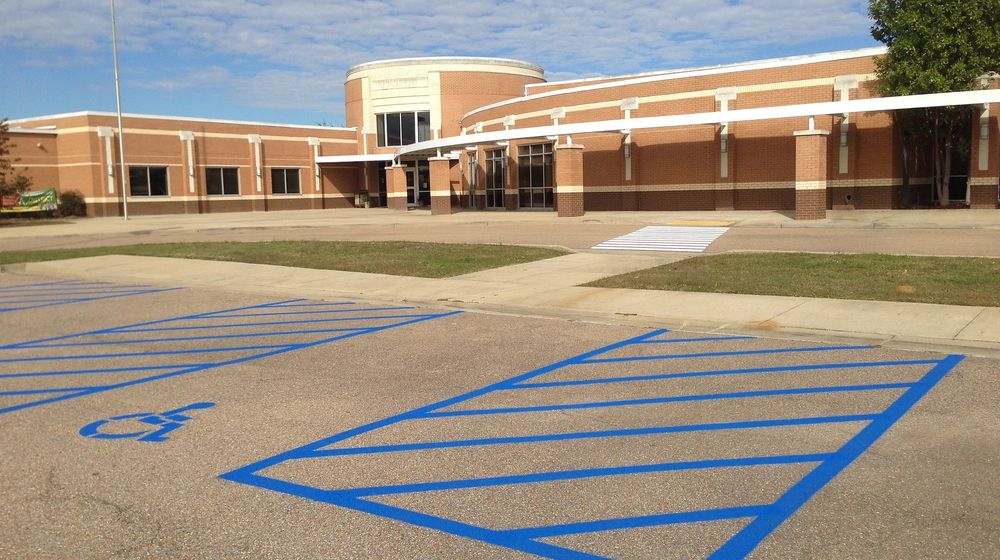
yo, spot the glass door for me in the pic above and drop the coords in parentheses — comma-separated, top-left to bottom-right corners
(485, 148, 505, 209)
(406, 166, 416, 206)
(417, 160, 430, 206)
(404, 160, 430, 207)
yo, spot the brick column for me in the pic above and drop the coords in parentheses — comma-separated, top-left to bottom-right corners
(386, 164, 407, 211)
(428, 157, 452, 215)
(505, 148, 518, 210)
(556, 143, 585, 217)
(969, 105, 998, 209)
(794, 129, 830, 220)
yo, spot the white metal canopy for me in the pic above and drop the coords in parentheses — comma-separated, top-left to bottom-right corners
(395, 89, 1000, 160)
(316, 153, 394, 164)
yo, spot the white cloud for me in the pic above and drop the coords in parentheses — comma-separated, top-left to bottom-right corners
(134, 66, 232, 91)
(0, 0, 875, 118)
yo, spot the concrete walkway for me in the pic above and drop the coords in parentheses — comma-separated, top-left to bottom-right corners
(12, 253, 1000, 358)
(7, 208, 1000, 257)
(4, 207, 1000, 242)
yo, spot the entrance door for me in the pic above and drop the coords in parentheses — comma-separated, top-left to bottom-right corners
(416, 160, 430, 206)
(485, 148, 505, 209)
(404, 160, 430, 208)
(406, 167, 417, 207)
(377, 165, 387, 207)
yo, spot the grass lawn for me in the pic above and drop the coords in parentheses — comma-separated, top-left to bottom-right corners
(586, 252, 1000, 307)
(0, 241, 568, 278)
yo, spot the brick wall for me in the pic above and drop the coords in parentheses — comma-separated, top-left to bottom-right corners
(6, 113, 358, 216)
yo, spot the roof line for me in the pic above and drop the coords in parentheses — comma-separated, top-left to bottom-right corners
(407, 88, 998, 159)
(347, 56, 544, 78)
(7, 127, 58, 135)
(317, 153, 394, 164)
(8, 111, 356, 132)
(464, 46, 888, 123)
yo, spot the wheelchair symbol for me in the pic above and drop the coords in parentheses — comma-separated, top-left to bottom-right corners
(79, 402, 215, 443)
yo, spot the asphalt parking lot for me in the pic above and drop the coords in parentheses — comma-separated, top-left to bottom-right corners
(1, 272, 998, 559)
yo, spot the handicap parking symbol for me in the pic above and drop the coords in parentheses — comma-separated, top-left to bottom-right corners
(79, 402, 215, 443)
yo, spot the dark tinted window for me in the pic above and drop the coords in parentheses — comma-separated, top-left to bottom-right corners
(271, 168, 300, 194)
(206, 168, 239, 195)
(129, 166, 169, 196)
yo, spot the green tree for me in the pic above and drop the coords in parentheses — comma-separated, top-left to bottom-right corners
(869, 0, 1000, 206)
(0, 118, 33, 196)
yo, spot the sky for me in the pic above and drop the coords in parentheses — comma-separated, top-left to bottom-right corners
(0, 0, 881, 126)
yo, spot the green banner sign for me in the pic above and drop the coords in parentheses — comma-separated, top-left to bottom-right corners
(1, 188, 58, 213)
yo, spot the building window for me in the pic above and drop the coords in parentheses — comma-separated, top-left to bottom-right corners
(128, 166, 168, 197)
(206, 167, 240, 196)
(517, 143, 553, 208)
(271, 168, 301, 195)
(375, 111, 431, 147)
(485, 148, 505, 209)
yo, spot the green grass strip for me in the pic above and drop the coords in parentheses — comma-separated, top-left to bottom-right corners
(586, 252, 1000, 307)
(0, 241, 568, 279)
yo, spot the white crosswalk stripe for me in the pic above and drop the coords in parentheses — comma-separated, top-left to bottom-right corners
(592, 225, 729, 253)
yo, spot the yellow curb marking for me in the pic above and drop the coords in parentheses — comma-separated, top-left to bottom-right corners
(667, 220, 735, 227)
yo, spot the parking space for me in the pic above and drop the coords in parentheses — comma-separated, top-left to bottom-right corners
(0, 272, 997, 559)
(224, 329, 963, 559)
(0, 296, 458, 415)
(0, 279, 176, 313)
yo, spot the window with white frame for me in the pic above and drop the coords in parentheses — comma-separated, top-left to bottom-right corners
(128, 166, 169, 197)
(375, 111, 431, 147)
(206, 167, 240, 196)
(271, 168, 301, 194)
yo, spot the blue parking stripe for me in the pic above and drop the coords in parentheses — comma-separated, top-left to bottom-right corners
(578, 344, 872, 364)
(0, 280, 104, 291)
(0, 298, 307, 349)
(222, 329, 670, 476)
(21, 327, 367, 348)
(505, 505, 771, 539)
(202, 306, 416, 318)
(0, 387, 91, 396)
(0, 364, 212, 379)
(342, 495, 608, 560)
(0, 343, 294, 363)
(308, 415, 877, 458)
(113, 313, 439, 333)
(0, 287, 156, 299)
(510, 359, 941, 390)
(423, 382, 913, 418)
(633, 335, 756, 344)
(0, 287, 180, 314)
(0, 296, 461, 415)
(260, 301, 356, 308)
(337, 454, 833, 498)
(709, 354, 964, 559)
(222, 326, 962, 560)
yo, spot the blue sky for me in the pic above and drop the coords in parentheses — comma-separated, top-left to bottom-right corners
(1, 1, 880, 126)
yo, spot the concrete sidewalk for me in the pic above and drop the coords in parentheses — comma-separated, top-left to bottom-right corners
(4, 207, 1000, 242)
(12, 253, 1000, 358)
(7, 208, 1000, 257)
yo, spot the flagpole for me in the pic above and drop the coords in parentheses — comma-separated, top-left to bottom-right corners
(111, 0, 129, 220)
